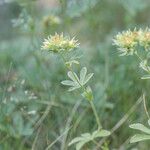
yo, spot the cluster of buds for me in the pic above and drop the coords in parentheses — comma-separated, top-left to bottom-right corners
(41, 33, 79, 53)
(113, 28, 150, 56)
(42, 15, 61, 28)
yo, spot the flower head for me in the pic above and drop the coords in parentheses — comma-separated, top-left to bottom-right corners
(138, 28, 150, 50)
(113, 27, 150, 56)
(41, 33, 79, 53)
(113, 29, 138, 56)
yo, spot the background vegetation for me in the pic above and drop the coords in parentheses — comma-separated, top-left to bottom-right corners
(0, 0, 150, 149)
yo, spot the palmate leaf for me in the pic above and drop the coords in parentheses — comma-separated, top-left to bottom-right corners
(130, 134, 150, 143)
(67, 71, 79, 83)
(92, 130, 111, 138)
(61, 80, 77, 86)
(129, 122, 150, 143)
(61, 67, 94, 92)
(61, 80, 80, 91)
(61, 71, 80, 91)
(68, 86, 80, 92)
(79, 67, 94, 86)
(129, 123, 150, 134)
(80, 67, 87, 84)
(68, 129, 110, 150)
(83, 73, 94, 85)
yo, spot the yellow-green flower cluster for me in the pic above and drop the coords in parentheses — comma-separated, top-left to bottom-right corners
(41, 33, 79, 53)
(138, 28, 150, 50)
(113, 28, 150, 56)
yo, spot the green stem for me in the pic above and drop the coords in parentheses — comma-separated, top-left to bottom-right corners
(90, 101, 102, 130)
(143, 94, 150, 120)
(60, 53, 102, 130)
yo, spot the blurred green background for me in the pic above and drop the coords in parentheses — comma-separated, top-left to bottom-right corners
(0, 0, 150, 149)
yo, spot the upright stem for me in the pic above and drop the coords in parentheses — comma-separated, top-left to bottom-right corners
(60, 53, 102, 130)
(90, 101, 102, 130)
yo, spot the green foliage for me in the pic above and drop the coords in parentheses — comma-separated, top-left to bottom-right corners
(68, 129, 110, 150)
(12, 8, 34, 32)
(0, 101, 34, 138)
(114, 27, 150, 144)
(129, 121, 150, 143)
(41, 30, 110, 149)
(66, 0, 98, 17)
(1, 0, 150, 149)
(61, 67, 93, 92)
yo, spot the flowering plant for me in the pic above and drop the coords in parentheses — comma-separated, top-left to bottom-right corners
(114, 27, 150, 143)
(114, 28, 150, 79)
(113, 28, 150, 56)
(41, 33, 110, 149)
